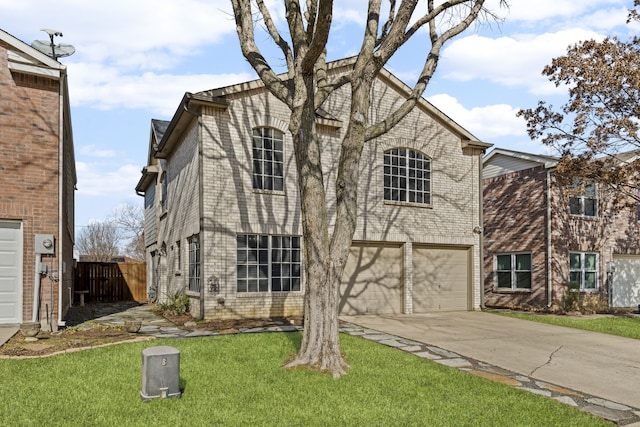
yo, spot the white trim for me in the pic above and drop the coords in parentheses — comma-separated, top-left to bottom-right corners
(0, 220, 23, 324)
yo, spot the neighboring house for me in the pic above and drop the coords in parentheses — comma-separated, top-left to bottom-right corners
(483, 148, 640, 311)
(0, 29, 76, 328)
(135, 58, 490, 320)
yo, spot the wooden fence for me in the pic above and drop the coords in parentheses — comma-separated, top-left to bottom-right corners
(75, 262, 147, 303)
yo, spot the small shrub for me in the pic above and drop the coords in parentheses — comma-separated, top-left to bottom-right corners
(560, 287, 608, 314)
(158, 290, 190, 316)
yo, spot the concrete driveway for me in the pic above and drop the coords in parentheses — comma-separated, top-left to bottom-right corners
(340, 311, 640, 409)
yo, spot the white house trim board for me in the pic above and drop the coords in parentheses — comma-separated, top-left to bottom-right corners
(0, 221, 23, 324)
(611, 255, 640, 308)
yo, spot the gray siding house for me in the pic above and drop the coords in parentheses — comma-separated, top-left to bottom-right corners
(136, 58, 490, 320)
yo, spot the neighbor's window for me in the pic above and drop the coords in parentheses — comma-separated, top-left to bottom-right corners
(161, 172, 168, 212)
(236, 234, 301, 293)
(384, 148, 431, 204)
(496, 253, 532, 290)
(569, 252, 598, 290)
(252, 128, 284, 191)
(175, 240, 181, 272)
(569, 180, 597, 217)
(188, 234, 200, 292)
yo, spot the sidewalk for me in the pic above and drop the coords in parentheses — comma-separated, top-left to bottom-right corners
(0, 325, 18, 347)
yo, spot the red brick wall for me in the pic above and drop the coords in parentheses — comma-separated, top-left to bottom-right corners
(483, 166, 549, 308)
(0, 43, 62, 323)
(550, 180, 640, 306)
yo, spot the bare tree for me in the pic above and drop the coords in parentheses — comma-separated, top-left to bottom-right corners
(518, 2, 640, 202)
(76, 220, 121, 262)
(231, 0, 505, 376)
(111, 202, 145, 261)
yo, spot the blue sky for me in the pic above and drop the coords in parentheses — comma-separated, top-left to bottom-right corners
(2, 0, 638, 231)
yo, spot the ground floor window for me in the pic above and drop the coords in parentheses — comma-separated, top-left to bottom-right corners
(496, 253, 532, 289)
(237, 234, 301, 293)
(188, 234, 201, 292)
(569, 252, 598, 290)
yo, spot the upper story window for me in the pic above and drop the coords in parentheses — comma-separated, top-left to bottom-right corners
(252, 128, 284, 191)
(569, 252, 598, 290)
(569, 180, 597, 217)
(161, 171, 168, 212)
(496, 253, 532, 290)
(383, 148, 431, 205)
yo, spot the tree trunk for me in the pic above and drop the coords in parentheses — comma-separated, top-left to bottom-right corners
(284, 73, 373, 377)
(284, 73, 349, 377)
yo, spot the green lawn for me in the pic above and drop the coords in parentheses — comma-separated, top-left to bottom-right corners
(492, 311, 640, 340)
(0, 333, 610, 427)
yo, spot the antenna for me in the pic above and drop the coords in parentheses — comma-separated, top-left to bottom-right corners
(31, 28, 75, 60)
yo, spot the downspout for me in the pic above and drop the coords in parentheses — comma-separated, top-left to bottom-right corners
(32, 254, 42, 322)
(546, 169, 553, 308)
(479, 150, 485, 310)
(197, 109, 205, 321)
(57, 66, 67, 329)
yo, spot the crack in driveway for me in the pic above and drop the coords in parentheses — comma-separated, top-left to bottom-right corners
(530, 345, 563, 377)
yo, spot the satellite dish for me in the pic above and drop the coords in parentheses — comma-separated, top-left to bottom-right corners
(31, 29, 75, 60)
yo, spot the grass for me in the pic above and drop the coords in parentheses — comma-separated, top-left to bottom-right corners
(492, 311, 640, 340)
(0, 332, 610, 427)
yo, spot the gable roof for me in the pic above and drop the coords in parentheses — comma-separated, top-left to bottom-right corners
(145, 57, 492, 173)
(483, 148, 560, 179)
(200, 57, 491, 151)
(0, 28, 65, 78)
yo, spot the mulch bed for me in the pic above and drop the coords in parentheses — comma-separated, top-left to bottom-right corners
(0, 315, 304, 358)
(0, 328, 137, 357)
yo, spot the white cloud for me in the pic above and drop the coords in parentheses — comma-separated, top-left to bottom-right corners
(79, 145, 116, 158)
(438, 28, 605, 95)
(69, 64, 253, 116)
(428, 94, 526, 140)
(75, 162, 141, 197)
(1, 1, 237, 70)
(494, 0, 623, 23)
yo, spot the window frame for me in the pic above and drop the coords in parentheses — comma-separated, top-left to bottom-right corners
(569, 252, 599, 291)
(161, 171, 168, 213)
(175, 240, 181, 273)
(188, 234, 200, 293)
(568, 180, 597, 218)
(495, 252, 532, 291)
(236, 234, 302, 294)
(383, 148, 432, 206)
(252, 127, 285, 192)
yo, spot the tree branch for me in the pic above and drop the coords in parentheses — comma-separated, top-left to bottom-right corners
(231, 0, 293, 106)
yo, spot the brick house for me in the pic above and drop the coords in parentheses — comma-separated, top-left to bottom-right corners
(483, 148, 640, 311)
(0, 29, 76, 328)
(135, 58, 490, 320)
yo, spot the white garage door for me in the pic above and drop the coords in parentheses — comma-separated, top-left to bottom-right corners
(412, 245, 470, 312)
(0, 221, 22, 324)
(339, 243, 403, 315)
(612, 255, 640, 308)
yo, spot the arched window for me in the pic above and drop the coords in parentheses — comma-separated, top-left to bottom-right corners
(383, 148, 431, 204)
(252, 127, 284, 191)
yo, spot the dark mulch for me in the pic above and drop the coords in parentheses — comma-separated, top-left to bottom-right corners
(165, 313, 304, 332)
(0, 328, 136, 357)
(1, 314, 304, 358)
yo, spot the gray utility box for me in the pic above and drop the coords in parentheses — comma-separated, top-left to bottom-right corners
(141, 346, 182, 401)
